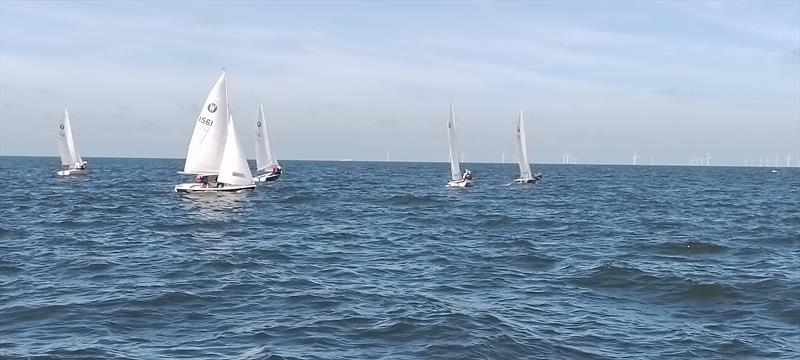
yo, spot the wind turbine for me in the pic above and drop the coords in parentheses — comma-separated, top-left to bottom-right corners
(705, 153, 711, 167)
(787, 154, 792, 167)
(632, 152, 639, 166)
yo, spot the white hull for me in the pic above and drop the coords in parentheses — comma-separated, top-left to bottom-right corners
(514, 178, 538, 184)
(514, 173, 542, 184)
(174, 183, 256, 193)
(447, 179, 474, 188)
(56, 169, 87, 176)
(254, 172, 281, 182)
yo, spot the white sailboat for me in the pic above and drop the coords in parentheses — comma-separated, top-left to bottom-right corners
(56, 108, 88, 176)
(174, 71, 256, 193)
(446, 104, 473, 187)
(253, 105, 282, 182)
(513, 111, 542, 184)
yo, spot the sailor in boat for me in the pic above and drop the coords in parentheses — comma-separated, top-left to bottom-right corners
(271, 165, 282, 175)
(79, 161, 87, 170)
(462, 169, 473, 181)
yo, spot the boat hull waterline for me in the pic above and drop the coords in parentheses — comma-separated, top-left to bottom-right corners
(56, 168, 87, 176)
(254, 172, 281, 182)
(514, 173, 543, 184)
(174, 183, 256, 193)
(447, 180, 474, 188)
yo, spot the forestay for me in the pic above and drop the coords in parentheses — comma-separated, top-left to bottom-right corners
(515, 112, 532, 179)
(218, 115, 255, 186)
(255, 105, 278, 172)
(57, 108, 82, 167)
(183, 72, 229, 174)
(446, 104, 462, 181)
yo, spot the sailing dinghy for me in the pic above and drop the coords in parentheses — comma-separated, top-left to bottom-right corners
(446, 104, 473, 187)
(513, 111, 542, 184)
(174, 71, 256, 193)
(56, 108, 88, 176)
(253, 105, 282, 182)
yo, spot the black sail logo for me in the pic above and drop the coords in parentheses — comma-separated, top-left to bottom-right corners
(257, 121, 261, 128)
(207, 103, 217, 113)
(59, 124, 65, 129)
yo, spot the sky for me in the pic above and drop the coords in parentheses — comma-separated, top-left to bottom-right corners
(1, 0, 798, 165)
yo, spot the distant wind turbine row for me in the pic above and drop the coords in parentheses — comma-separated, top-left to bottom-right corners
(742, 154, 795, 167)
(688, 153, 711, 166)
(562, 152, 577, 164)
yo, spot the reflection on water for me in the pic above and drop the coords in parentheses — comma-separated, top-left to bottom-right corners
(177, 191, 253, 221)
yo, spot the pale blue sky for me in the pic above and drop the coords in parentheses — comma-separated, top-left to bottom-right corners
(1, 0, 798, 165)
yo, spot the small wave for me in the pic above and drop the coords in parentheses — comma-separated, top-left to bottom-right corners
(236, 345, 296, 360)
(677, 282, 739, 301)
(716, 338, 759, 357)
(316, 231, 360, 241)
(0, 227, 30, 240)
(281, 195, 316, 204)
(383, 194, 441, 206)
(0, 264, 22, 275)
(283, 293, 340, 309)
(486, 253, 558, 270)
(656, 240, 729, 255)
(477, 215, 516, 228)
(574, 263, 656, 289)
(79, 261, 116, 272)
(137, 291, 205, 307)
(576, 264, 741, 303)
(44, 347, 127, 359)
(48, 220, 106, 229)
(151, 221, 239, 232)
(781, 213, 800, 226)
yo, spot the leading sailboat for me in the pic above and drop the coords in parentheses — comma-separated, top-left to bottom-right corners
(513, 111, 542, 184)
(253, 105, 282, 182)
(174, 71, 255, 193)
(446, 104, 473, 187)
(56, 108, 88, 176)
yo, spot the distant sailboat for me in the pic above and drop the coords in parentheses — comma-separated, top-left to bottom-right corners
(446, 104, 473, 187)
(56, 108, 88, 176)
(513, 111, 542, 184)
(253, 105, 282, 182)
(174, 71, 256, 193)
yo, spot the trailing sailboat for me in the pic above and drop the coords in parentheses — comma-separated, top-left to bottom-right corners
(253, 105, 282, 182)
(446, 104, 473, 187)
(513, 111, 542, 184)
(174, 71, 256, 193)
(56, 108, 88, 176)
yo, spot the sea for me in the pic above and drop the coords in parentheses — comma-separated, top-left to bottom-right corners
(1, 156, 798, 359)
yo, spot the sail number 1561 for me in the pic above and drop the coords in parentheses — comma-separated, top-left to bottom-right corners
(198, 116, 213, 126)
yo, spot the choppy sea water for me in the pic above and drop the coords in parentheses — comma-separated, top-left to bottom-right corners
(1, 156, 798, 359)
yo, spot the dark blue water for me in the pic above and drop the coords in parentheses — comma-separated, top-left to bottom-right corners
(1, 156, 798, 359)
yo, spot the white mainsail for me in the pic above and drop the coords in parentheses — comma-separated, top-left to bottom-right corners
(514, 111, 532, 179)
(218, 115, 255, 186)
(183, 72, 229, 174)
(255, 105, 278, 172)
(446, 104, 462, 181)
(57, 108, 82, 167)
